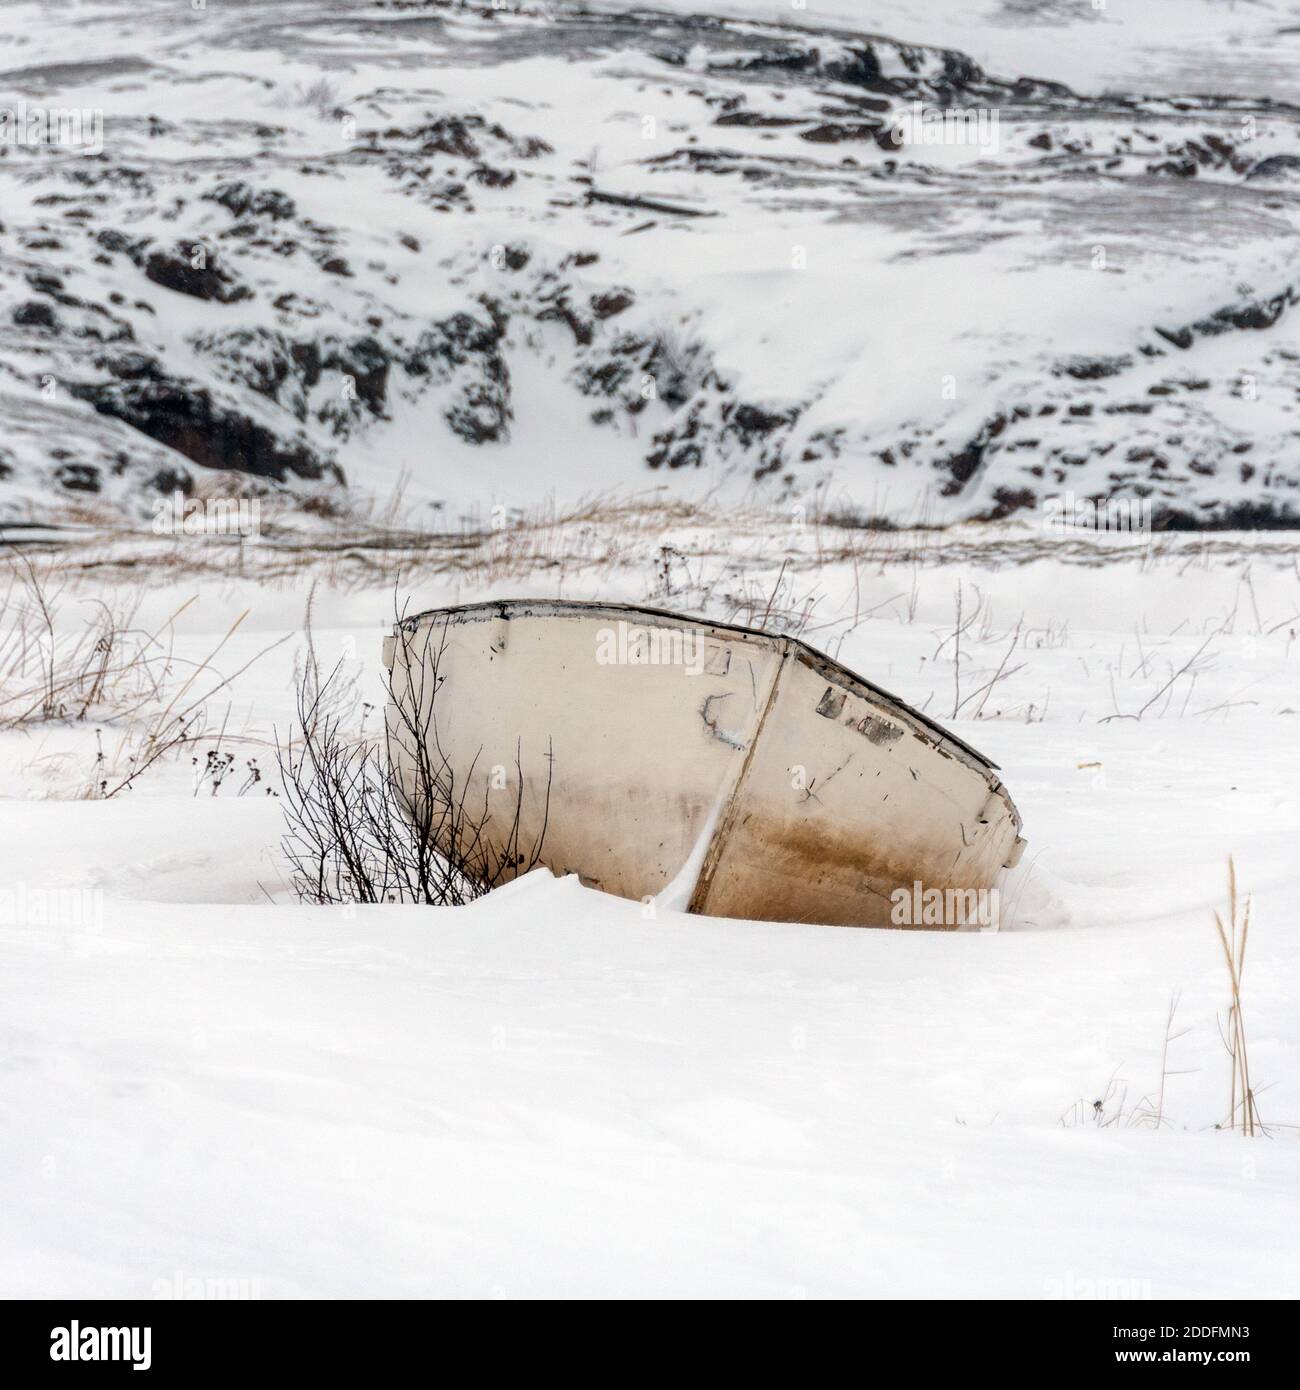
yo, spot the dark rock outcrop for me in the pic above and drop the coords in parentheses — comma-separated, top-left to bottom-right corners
(70, 360, 335, 482)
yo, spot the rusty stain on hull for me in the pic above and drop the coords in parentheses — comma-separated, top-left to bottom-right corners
(386, 599, 1026, 929)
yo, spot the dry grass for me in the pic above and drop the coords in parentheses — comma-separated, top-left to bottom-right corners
(1060, 992, 1193, 1132)
(1061, 863, 1269, 1138)
(1213, 857, 1263, 1136)
(0, 546, 174, 729)
(1, 546, 289, 798)
(7, 497, 1296, 600)
(86, 608, 290, 800)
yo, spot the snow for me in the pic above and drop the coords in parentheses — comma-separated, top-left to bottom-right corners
(4, 1, 1300, 525)
(3, 869, 1296, 1299)
(602, 0, 1300, 102)
(2, 523, 1298, 1297)
(2, 0, 1299, 1304)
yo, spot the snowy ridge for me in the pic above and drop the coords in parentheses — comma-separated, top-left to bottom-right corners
(1, 1, 1300, 525)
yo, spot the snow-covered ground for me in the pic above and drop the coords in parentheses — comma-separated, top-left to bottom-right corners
(2, 520, 1297, 1297)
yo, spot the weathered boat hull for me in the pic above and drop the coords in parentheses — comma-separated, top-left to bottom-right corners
(384, 600, 1024, 929)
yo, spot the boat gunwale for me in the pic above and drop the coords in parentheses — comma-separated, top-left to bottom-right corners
(395, 598, 1015, 794)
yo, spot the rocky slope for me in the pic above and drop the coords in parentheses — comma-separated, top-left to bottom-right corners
(2, 0, 1300, 526)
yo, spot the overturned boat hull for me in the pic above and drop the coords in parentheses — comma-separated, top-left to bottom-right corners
(384, 600, 1024, 929)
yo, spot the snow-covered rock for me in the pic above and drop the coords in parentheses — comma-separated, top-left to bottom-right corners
(2, 1, 1300, 525)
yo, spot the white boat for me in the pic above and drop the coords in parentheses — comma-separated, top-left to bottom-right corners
(384, 599, 1025, 929)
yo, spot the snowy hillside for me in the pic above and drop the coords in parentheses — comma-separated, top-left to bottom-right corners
(2, 0, 1300, 525)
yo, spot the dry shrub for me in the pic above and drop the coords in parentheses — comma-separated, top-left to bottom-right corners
(276, 601, 550, 906)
